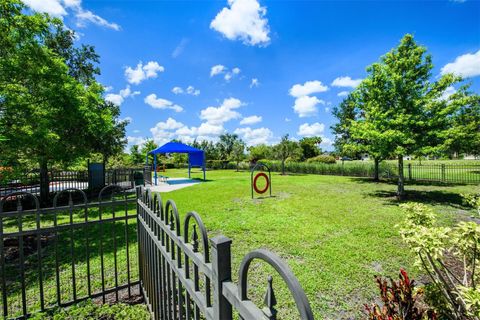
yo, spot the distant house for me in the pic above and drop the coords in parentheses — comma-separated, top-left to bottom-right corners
(361, 153, 370, 161)
(464, 154, 479, 160)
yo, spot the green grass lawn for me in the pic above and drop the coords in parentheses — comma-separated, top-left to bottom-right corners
(156, 169, 478, 319)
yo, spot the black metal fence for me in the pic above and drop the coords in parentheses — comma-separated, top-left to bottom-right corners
(406, 163, 480, 184)
(137, 187, 314, 320)
(0, 168, 142, 199)
(0, 186, 139, 319)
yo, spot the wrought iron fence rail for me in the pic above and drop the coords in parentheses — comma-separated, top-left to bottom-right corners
(137, 201, 213, 278)
(2, 214, 137, 238)
(0, 186, 138, 319)
(138, 214, 215, 320)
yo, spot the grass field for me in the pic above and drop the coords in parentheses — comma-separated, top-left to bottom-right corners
(2, 169, 478, 319)
(156, 169, 478, 319)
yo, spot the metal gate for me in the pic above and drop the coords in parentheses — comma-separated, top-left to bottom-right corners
(137, 186, 314, 319)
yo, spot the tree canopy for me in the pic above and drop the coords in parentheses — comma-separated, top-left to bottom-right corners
(0, 0, 126, 202)
(339, 34, 480, 198)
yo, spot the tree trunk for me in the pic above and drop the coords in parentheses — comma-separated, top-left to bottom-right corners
(236, 161, 239, 172)
(281, 159, 285, 175)
(373, 158, 380, 181)
(397, 155, 405, 200)
(39, 161, 49, 206)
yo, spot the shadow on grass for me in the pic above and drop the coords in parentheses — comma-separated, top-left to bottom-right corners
(349, 176, 471, 187)
(368, 189, 468, 208)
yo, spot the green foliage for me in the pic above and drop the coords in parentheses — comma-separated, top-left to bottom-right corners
(365, 269, 436, 320)
(342, 34, 480, 198)
(230, 140, 246, 170)
(272, 134, 302, 175)
(129, 145, 144, 165)
(306, 155, 336, 164)
(398, 203, 480, 319)
(248, 144, 273, 161)
(30, 300, 150, 320)
(299, 137, 322, 160)
(462, 192, 480, 218)
(216, 133, 240, 161)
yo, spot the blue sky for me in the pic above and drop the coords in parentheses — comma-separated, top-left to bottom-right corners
(24, 0, 480, 150)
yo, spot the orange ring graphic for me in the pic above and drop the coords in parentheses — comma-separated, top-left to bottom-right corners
(253, 172, 269, 194)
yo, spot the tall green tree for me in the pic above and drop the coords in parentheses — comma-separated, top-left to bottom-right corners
(130, 145, 144, 165)
(216, 133, 239, 168)
(299, 137, 322, 160)
(0, 0, 126, 203)
(141, 139, 158, 165)
(273, 135, 302, 175)
(248, 144, 273, 162)
(347, 34, 479, 198)
(230, 140, 246, 171)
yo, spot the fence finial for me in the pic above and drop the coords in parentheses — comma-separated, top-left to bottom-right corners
(192, 224, 199, 252)
(263, 276, 277, 320)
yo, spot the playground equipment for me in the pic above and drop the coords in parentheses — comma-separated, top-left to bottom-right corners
(251, 162, 272, 199)
(147, 141, 206, 186)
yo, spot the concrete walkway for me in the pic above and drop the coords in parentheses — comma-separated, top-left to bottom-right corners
(147, 178, 201, 193)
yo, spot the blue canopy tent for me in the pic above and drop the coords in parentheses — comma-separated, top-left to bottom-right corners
(147, 142, 206, 185)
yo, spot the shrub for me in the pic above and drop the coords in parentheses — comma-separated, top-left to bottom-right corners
(398, 203, 480, 319)
(364, 269, 436, 320)
(306, 155, 336, 164)
(462, 192, 480, 218)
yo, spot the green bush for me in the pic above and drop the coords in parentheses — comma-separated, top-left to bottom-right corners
(306, 155, 337, 164)
(30, 300, 150, 320)
(398, 203, 480, 319)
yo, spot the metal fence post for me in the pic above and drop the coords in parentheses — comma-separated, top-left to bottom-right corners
(441, 164, 446, 182)
(408, 164, 412, 181)
(210, 235, 233, 320)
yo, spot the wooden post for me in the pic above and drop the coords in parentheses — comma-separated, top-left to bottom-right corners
(210, 236, 233, 320)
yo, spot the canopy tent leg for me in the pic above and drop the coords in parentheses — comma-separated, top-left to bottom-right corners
(188, 165, 191, 179)
(154, 153, 157, 186)
(203, 167, 206, 181)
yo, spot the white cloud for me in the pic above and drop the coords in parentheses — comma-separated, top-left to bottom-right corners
(320, 137, 333, 149)
(325, 107, 330, 113)
(250, 78, 259, 88)
(144, 94, 183, 112)
(23, 0, 120, 30)
(127, 136, 146, 147)
(210, 0, 270, 46)
(187, 86, 200, 96)
(172, 86, 200, 96)
(232, 67, 241, 74)
(125, 61, 165, 85)
(285, 118, 291, 122)
(337, 91, 349, 97)
(172, 38, 189, 58)
(293, 96, 324, 118)
(234, 127, 273, 145)
(119, 116, 132, 123)
(105, 85, 140, 106)
(331, 76, 362, 88)
(133, 129, 140, 134)
(210, 65, 226, 77)
(150, 118, 226, 145)
(441, 50, 480, 78)
(172, 87, 184, 95)
(440, 86, 457, 101)
(75, 8, 120, 30)
(289, 80, 328, 98)
(240, 115, 262, 125)
(200, 97, 244, 125)
(297, 122, 325, 137)
(23, 0, 67, 16)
